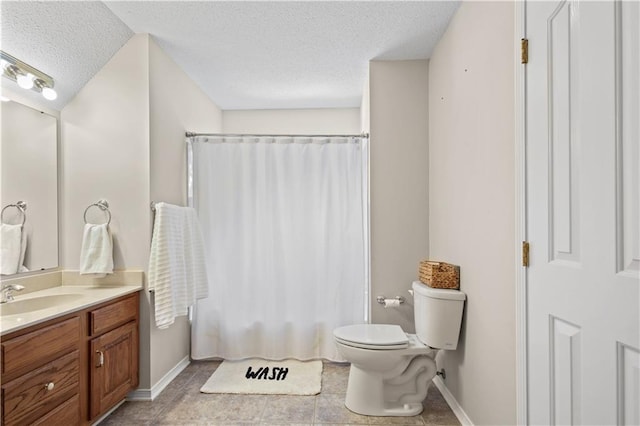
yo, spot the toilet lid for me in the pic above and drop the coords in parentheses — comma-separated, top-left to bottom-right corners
(334, 324, 409, 349)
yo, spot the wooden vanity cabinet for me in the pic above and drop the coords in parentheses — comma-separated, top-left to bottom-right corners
(0, 291, 140, 425)
(1, 317, 82, 425)
(88, 294, 139, 419)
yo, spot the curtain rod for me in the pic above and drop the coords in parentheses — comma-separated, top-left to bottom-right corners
(185, 131, 369, 139)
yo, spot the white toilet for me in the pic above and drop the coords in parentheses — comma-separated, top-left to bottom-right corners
(333, 281, 466, 417)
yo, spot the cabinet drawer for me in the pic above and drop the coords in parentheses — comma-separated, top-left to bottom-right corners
(32, 394, 80, 426)
(89, 293, 138, 336)
(1, 316, 80, 375)
(2, 350, 79, 426)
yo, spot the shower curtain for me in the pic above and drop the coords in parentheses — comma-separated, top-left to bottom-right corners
(190, 135, 368, 361)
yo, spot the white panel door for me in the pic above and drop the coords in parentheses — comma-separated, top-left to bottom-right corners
(526, 1, 639, 424)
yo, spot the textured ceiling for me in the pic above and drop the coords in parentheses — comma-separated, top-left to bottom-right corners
(105, 1, 460, 109)
(0, 1, 133, 111)
(1, 1, 460, 111)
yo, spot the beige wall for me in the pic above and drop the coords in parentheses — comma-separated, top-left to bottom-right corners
(222, 108, 360, 134)
(369, 60, 429, 331)
(61, 34, 222, 390)
(148, 38, 222, 386)
(360, 72, 370, 133)
(428, 2, 515, 424)
(61, 34, 151, 272)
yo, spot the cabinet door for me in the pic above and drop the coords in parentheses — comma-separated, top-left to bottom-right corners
(89, 321, 138, 419)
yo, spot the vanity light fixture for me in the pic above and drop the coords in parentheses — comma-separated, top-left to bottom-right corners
(34, 78, 57, 100)
(1, 50, 57, 101)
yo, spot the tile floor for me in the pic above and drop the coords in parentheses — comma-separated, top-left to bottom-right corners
(102, 361, 461, 426)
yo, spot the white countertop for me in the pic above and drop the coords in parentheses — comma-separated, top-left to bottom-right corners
(0, 284, 143, 336)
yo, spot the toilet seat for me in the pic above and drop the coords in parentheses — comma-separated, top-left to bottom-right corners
(333, 324, 410, 350)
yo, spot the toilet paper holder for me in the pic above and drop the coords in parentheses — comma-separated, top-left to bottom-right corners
(376, 295, 406, 305)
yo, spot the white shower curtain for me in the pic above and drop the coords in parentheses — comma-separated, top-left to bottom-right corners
(190, 135, 368, 361)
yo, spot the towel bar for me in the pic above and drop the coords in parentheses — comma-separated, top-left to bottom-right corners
(84, 200, 111, 226)
(1, 201, 27, 226)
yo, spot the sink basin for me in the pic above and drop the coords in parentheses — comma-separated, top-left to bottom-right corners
(0, 294, 84, 317)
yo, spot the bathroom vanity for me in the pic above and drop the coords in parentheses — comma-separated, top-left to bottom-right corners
(1, 96, 144, 425)
(0, 288, 140, 425)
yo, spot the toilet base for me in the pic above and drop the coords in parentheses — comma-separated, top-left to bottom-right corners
(344, 364, 426, 416)
(345, 400, 424, 417)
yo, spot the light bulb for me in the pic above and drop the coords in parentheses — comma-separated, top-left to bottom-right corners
(16, 73, 34, 89)
(42, 87, 57, 100)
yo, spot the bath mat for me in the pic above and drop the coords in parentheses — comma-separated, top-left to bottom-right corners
(200, 358, 322, 395)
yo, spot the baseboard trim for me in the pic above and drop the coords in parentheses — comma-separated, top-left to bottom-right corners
(127, 356, 191, 401)
(432, 376, 474, 426)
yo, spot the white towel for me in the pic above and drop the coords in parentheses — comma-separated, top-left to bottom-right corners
(149, 202, 209, 329)
(18, 228, 28, 273)
(79, 223, 114, 277)
(1, 223, 23, 275)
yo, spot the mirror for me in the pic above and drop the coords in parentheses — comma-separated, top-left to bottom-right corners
(1, 99, 58, 275)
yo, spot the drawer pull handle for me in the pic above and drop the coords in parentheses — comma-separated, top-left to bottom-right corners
(44, 382, 55, 391)
(96, 350, 104, 367)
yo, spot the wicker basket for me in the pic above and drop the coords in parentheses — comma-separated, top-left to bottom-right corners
(418, 261, 460, 289)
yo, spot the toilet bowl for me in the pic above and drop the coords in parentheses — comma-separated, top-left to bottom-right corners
(333, 282, 466, 417)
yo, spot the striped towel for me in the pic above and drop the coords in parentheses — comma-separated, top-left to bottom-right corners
(148, 202, 209, 329)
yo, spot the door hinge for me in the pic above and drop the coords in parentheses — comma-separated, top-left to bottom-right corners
(521, 38, 528, 64)
(522, 241, 530, 267)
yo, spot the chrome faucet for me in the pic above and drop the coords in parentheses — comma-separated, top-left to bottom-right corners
(0, 284, 25, 303)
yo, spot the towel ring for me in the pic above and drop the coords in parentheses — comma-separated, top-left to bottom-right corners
(84, 200, 111, 226)
(1, 201, 27, 226)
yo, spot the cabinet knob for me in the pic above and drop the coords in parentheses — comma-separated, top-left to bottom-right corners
(44, 382, 55, 391)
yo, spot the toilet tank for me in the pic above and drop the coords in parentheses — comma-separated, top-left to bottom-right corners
(412, 281, 466, 350)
